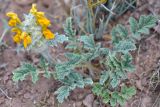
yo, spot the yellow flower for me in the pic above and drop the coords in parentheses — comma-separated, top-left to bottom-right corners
(6, 12, 18, 18)
(23, 35, 32, 48)
(11, 28, 22, 34)
(12, 29, 32, 48)
(30, 4, 50, 27)
(21, 32, 32, 48)
(30, 4, 44, 16)
(43, 29, 55, 40)
(36, 12, 45, 17)
(37, 17, 51, 27)
(8, 19, 17, 26)
(13, 34, 21, 43)
(12, 28, 22, 43)
(6, 12, 21, 26)
(30, 4, 37, 14)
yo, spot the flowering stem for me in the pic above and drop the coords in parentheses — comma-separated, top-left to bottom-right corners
(40, 48, 56, 66)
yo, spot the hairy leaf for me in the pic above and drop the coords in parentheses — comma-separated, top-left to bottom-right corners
(65, 42, 78, 50)
(111, 24, 128, 44)
(55, 86, 70, 103)
(100, 71, 109, 85)
(129, 15, 157, 39)
(64, 17, 76, 38)
(113, 40, 136, 53)
(92, 83, 104, 96)
(79, 35, 95, 50)
(102, 91, 110, 104)
(110, 98, 116, 107)
(121, 86, 136, 99)
(47, 33, 68, 47)
(121, 53, 135, 72)
(129, 17, 139, 36)
(84, 78, 93, 85)
(13, 63, 38, 83)
(111, 78, 119, 88)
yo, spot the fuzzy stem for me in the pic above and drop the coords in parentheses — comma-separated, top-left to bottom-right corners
(40, 48, 56, 66)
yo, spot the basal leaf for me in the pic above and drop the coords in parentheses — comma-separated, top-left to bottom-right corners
(84, 78, 93, 85)
(121, 53, 135, 72)
(111, 24, 128, 44)
(79, 35, 95, 50)
(130, 15, 157, 40)
(92, 83, 104, 96)
(121, 86, 136, 99)
(65, 53, 81, 61)
(102, 91, 110, 104)
(65, 42, 78, 50)
(113, 40, 136, 53)
(55, 86, 70, 103)
(116, 24, 128, 38)
(117, 96, 126, 106)
(110, 98, 116, 107)
(129, 17, 138, 34)
(64, 17, 76, 38)
(99, 71, 109, 85)
(112, 91, 119, 99)
(111, 78, 119, 88)
(115, 70, 127, 79)
(12, 63, 38, 83)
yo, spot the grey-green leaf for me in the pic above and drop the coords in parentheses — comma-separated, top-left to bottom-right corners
(99, 71, 109, 85)
(12, 63, 38, 83)
(84, 78, 93, 85)
(55, 86, 70, 103)
(113, 40, 136, 53)
(79, 35, 95, 50)
(110, 98, 116, 107)
(64, 17, 76, 37)
(130, 15, 157, 40)
(129, 17, 138, 34)
(111, 78, 119, 88)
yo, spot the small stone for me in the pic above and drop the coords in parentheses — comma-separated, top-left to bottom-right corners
(0, 97, 5, 104)
(83, 94, 94, 107)
(75, 101, 82, 107)
(24, 93, 31, 99)
(93, 100, 99, 107)
(47, 96, 55, 106)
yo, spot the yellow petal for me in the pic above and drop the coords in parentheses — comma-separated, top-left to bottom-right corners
(23, 35, 32, 48)
(30, 4, 37, 14)
(36, 12, 45, 17)
(23, 38, 27, 48)
(37, 17, 51, 27)
(26, 35, 32, 44)
(43, 29, 55, 40)
(8, 19, 17, 26)
(20, 32, 27, 40)
(11, 28, 22, 34)
(13, 34, 21, 43)
(6, 12, 18, 18)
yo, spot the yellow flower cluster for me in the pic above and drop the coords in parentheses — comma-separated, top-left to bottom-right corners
(6, 4, 55, 48)
(30, 4, 55, 40)
(6, 12, 21, 27)
(6, 12, 32, 48)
